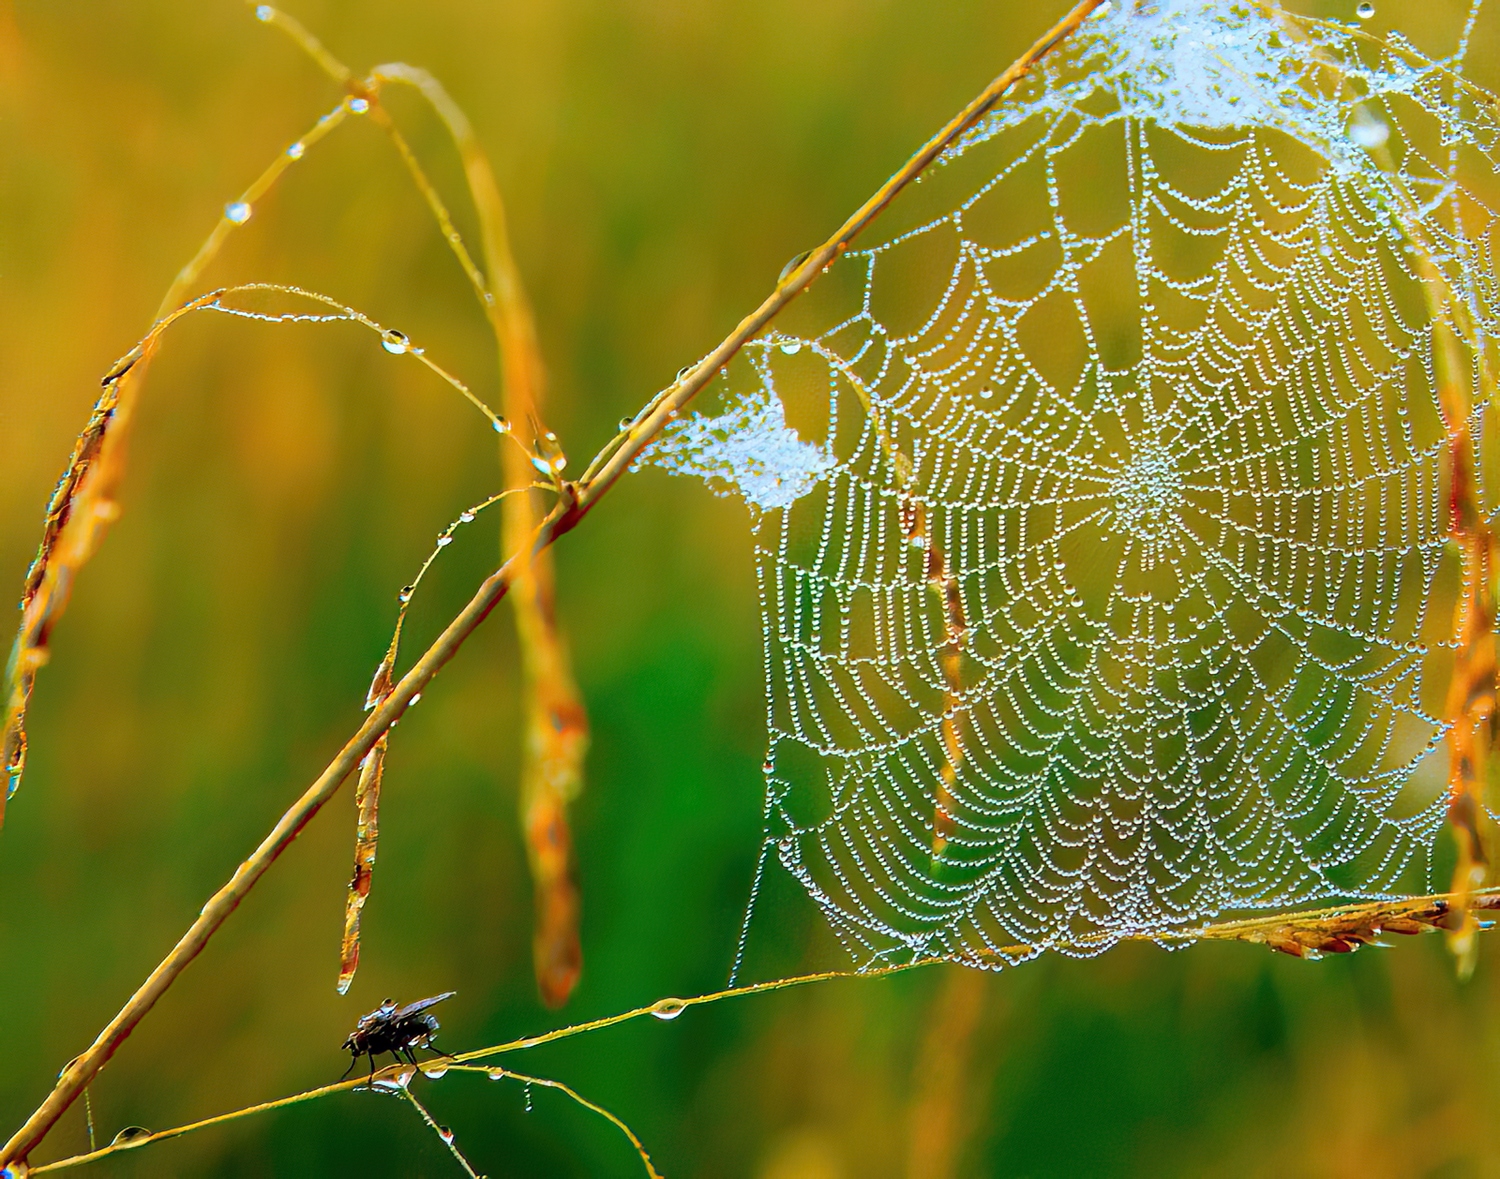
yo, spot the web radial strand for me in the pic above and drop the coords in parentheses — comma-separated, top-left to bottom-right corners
(647, 2, 1500, 967)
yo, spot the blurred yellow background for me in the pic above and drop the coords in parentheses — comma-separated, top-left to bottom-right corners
(4, 0, 1500, 1175)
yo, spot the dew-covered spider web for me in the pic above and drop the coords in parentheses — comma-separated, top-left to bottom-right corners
(645, 0, 1500, 970)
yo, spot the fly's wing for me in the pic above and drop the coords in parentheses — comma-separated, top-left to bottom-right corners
(394, 991, 456, 1021)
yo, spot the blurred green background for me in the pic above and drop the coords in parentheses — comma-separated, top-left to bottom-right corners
(4, 1, 1500, 1175)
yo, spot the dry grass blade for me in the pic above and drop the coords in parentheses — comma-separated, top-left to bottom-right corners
(1160, 890, 1500, 958)
(0, 2, 1110, 1165)
(337, 606, 408, 995)
(367, 60, 591, 1011)
(0, 98, 350, 825)
(335, 485, 535, 993)
(258, 6, 594, 1009)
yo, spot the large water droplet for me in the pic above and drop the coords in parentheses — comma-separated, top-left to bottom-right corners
(779, 249, 813, 283)
(347, 97, 370, 114)
(650, 998, 686, 1021)
(397, 586, 414, 604)
(438, 1126, 456, 1144)
(492, 417, 512, 435)
(487, 1068, 506, 1081)
(372, 1067, 414, 1091)
(286, 141, 305, 160)
(111, 1127, 153, 1149)
(458, 511, 475, 524)
(224, 201, 252, 225)
(381, 329, 410, 355)
(779, 339, 803, 356)
(1356, 2, 1374, 17)
(436, 535, 454, 547)
(422, 1064, 450, 1080)
(255, 4, 274, 20)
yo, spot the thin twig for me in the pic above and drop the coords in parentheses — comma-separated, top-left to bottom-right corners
(399, 1087, 484, 1179)
(0, 2, 1107, 1164)
(459, 1067, 661, 1179)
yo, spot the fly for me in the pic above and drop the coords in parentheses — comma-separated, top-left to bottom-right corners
(341, 991, 456, 1083)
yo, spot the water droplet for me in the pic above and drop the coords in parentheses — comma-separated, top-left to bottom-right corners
(762, 758, 775, 774)
(0, 1162, 31, 1179)
(373, 1066, 414, 1091)
(398, 586, 414, 604)
(650, 998, 686, 1021)
(111, 1127, 153, 1149)
(551, 455, 568, 473)
(978, 388, 993, 400)
(409, 693, 422, 706)
(255, 4, 274, 19)
(487, 1068, 506, 1081)
(422, 1064, 450, 1080)
(779, 249, 813, 283)
(1356, 2, 1374, 17)
(347, 97, 370, 114)
(530, 455, 555, 476)
(676, 364, 695, 383)
(779, 339, 803, 355)
(524, 1082, 533, 1112)
(224, 201, 252, 224)
(285, 141, 305, 160)
(438, 1126, 455, 1144)
(436, 535, 454, 547)
(619, 416, 636, 432)
(381, 329, 410, 355)
(492, 418, 512, 435)
(458, 511, 475, 523)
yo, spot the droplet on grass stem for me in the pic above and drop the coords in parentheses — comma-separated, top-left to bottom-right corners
(779, 249, 813, 282)
(224, 201, 252, 224)
(380, 329, 410, 355)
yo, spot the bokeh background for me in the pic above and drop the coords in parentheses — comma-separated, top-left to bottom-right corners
(5, 1, 1500, 1175)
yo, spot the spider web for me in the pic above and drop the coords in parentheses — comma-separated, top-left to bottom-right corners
(646, 0, 1500, 969)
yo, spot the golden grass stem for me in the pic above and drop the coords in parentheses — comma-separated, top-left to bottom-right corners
(0, 2, 1107, 1164)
